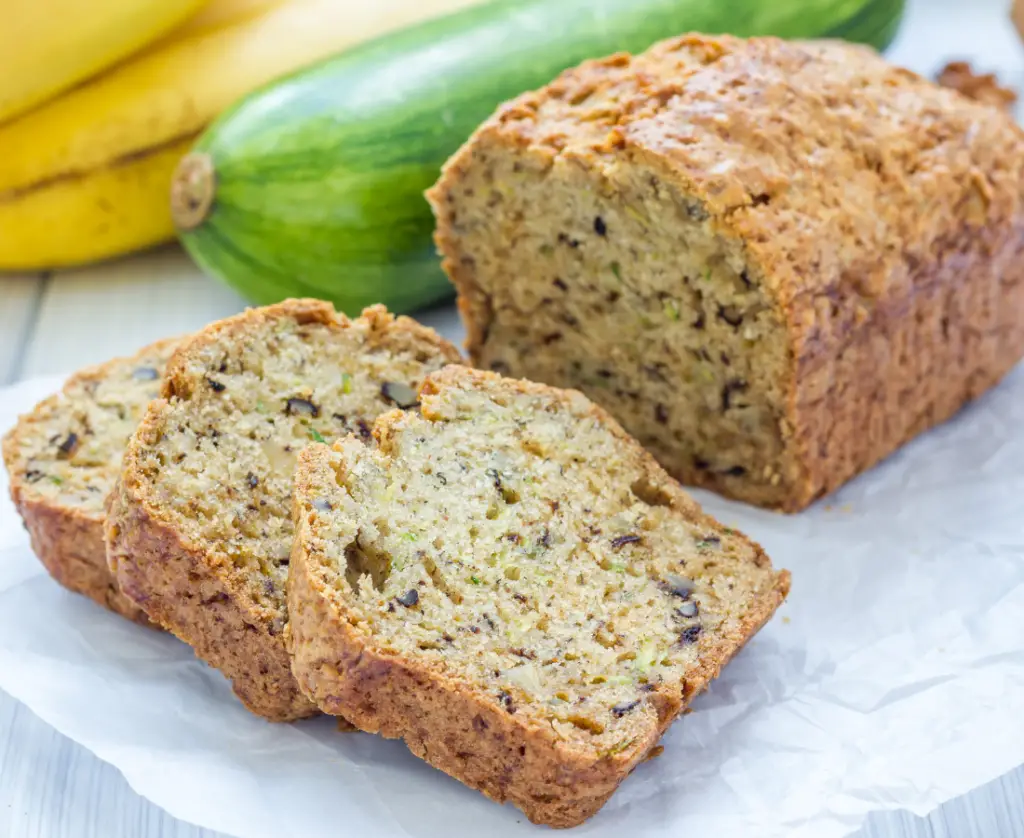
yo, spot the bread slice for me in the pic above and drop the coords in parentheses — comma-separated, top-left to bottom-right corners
(2, 339, 179, 625)
(107, 300, 461, 722)
(287, 365, 789, 826)
(428, 34, 1024, 512)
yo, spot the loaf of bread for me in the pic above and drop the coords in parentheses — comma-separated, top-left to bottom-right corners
(107, 300, 460, 721)
(2, 339, 179, 624)
(288, 365, 789, 827)
(429, 34, 1024, 511)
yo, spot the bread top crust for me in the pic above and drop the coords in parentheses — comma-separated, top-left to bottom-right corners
(2, 338, 180, 519)
(119, 300, 461, 620)
(441, 34, 1024, 355)
(293, 364, 789, 757)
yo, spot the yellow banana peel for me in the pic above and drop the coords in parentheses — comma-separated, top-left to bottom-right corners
(1, 138, 198, 270)
(165, 0, 286, 40)
(0, 0, 484, 272)
(0, 0, 208, 125)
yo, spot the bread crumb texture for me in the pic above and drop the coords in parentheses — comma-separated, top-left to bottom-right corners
(2, 339, 178, 623)
(107, 300, 460, 720)
(289, 365, 788, 826)
(429, 34, 1024, 512)
(4, 342, 177, 514)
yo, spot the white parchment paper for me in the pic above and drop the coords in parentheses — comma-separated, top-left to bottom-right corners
(1, 370, 1022, 838)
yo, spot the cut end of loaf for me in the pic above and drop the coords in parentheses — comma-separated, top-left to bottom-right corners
(289, 365, 788, 824)
(431, 133, 796, 507)
(432, 34, 1024, 513)
(426, 35, 803, 509)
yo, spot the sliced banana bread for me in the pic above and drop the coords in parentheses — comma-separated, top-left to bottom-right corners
(2, 339, 179, 624)
(288, 365, 789, 827)
(107, 300, 460, 722)
(428, 34, 1024, 511)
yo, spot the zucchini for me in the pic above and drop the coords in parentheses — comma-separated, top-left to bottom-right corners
(173, 0, 906, 315)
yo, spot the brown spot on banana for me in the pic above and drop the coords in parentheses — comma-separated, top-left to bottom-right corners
(170, 151, 216, 231)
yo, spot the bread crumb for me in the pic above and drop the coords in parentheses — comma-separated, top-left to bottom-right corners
(936, 61, 1017, 111)
(782, 616, 791, 625)
(643, 745, 665, 762)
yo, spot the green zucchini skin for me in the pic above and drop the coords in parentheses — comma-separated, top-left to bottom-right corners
(179, 0, 906, 316)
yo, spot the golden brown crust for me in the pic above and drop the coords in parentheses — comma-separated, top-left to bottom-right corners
(288, 365, 789, 827)
(107, 435, 316, 720)
(290, 536, 786, 826)
(10, 485, 151, 624)
(431, 34, 1024, 512)
(2, 340, 180, 625)
(108, 299, 461, 722)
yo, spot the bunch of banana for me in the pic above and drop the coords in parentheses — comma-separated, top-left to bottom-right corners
(0, 0, 483, 271)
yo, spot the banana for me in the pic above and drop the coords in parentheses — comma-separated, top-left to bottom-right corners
(2, 138, 198, 271)
(167, 0, 285, 39)
(0, 0, 208, 125)
(0, 0, 485, 271)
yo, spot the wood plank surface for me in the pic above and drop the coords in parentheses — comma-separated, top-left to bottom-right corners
(0, 274, 46, 386)
(17, 247, 244, 380)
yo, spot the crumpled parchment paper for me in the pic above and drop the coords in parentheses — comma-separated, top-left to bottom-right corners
(1, 369, 1022, 838)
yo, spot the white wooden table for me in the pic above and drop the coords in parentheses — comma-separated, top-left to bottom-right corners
(2, 0, 1024, 834)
